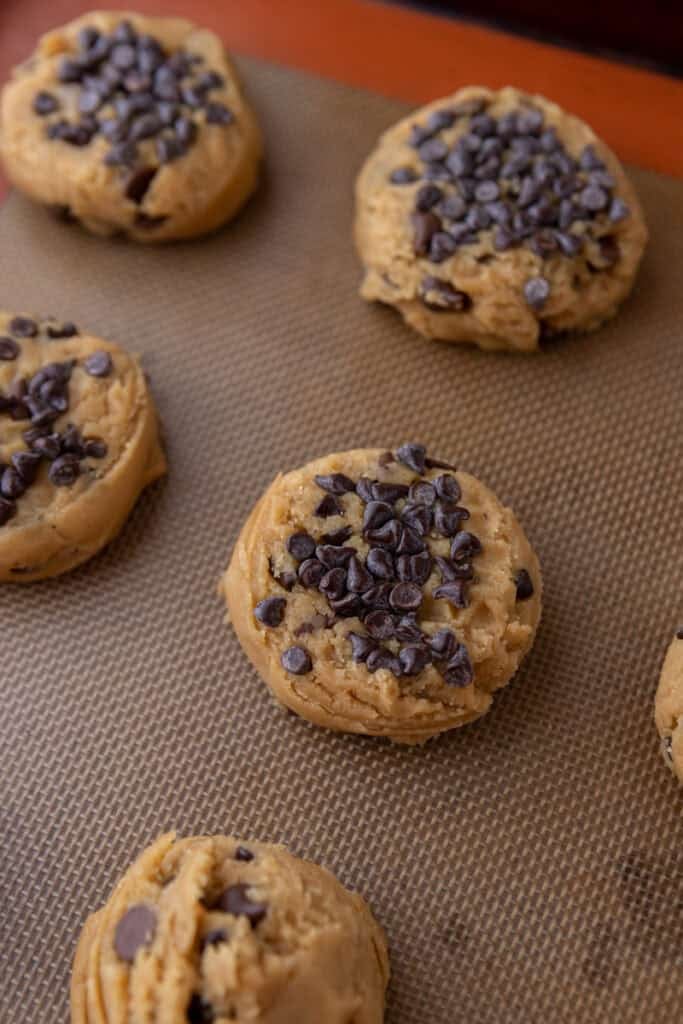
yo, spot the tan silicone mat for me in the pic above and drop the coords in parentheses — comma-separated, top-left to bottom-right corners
(1, 55, 682, 1024)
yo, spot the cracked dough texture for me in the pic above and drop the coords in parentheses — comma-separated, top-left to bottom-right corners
(221, 448, 541, 744)
(0, 11, 262, 241)
(0, 311, 165, 581)
(71, 832, 389, 1024)
(355, 86, 648, 352)
(654, 633, 683, 782)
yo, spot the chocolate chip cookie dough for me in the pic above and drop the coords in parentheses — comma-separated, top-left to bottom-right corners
(355, 86, 647, 352)
(655, 628, 683, 782)
(221, 445, 541, 744)
(71, 832, 389, 1024)
(0, 311, 165, 580)
(0, 12, 262, 241)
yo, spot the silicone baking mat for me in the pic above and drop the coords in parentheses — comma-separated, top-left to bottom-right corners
(1, 56, 682, 1024)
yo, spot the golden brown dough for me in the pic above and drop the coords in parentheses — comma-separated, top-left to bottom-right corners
(654, 629, 683, 782)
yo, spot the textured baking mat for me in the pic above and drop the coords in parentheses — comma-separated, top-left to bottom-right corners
(1, 55, 682, 1024)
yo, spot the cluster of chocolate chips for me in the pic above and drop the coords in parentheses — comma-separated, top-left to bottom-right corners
(256, 444, 534, 686)
(0, 316, 110, 524)
(33, 20, 233, 204)
(389, 99, 630, 312)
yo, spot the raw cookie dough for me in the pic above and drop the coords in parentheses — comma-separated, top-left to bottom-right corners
(0, 12, 262, 241)
(654, 628, 683, 782)
(221, 444, 541, 744)
(0, 310, 165, 580)
(71, 832, 389, 1024)
(355, 86, 648, 352)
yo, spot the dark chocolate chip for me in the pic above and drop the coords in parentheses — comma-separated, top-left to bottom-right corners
(451, 531, 482, 562)
(114, 905, 156, 962)
(156, 136, 186, 163)
(419, 277, 470, 312)
(429, 231, 458, 263)
(608, 197, 629, 222)
(438, 194, 466, 220)
(401, 503, 432, 537)
(48, 454, 81, 487)
(11, 451, 42, 485)
(328, 593, 363, 617)
(216, 882, 268, 925)
(412, 212, 441, 256)
(394, 614, 424, 643)
(429, 629, 458, 660)
(523, 277, 550, 311)
(366, 648, 402, 675)
(205, 103, 234, 125)
(46, 322, 79, 339)
(399, 644, 431, 675)
(363, 500, 394, 532)
(105, 141, 138, 166)
(396, 443, 426, 475)
(0, 338, 19, 360)
(364, 610, 395, 641)
(433, 580, 469, 609)
(580, 184, 609, 213)
(514, 569, 534, 601)
(579, 144, 603, 170)
(9, 317, 37, 338)
(347, 555, 373, 593)
(320, 526, 352, 546)
(201, 929, 228, 950)
(366, 519, 401, 550)
(33, 91, 59, 116)
(371, 482, 409, 504)
(389, 166, 418, 185)
(389, 582, 422, 612)
(349, 632, 377, 662)
(435, 555, 473, 582)
(187, 994, 214, 1024)
(433, 474, 461, 503)
(314, 473, 355, 495)
(125, 166, 157, 202)
(84, 351, 113, 377)
(676, 627, 683, 641)
(433, 504, 469, 536)
(110, 42, 137, 70)
(404, 550, 432, 584)
(418, 137, 448, 163)
(315, 544, 355, 569)
(355, 477, 374, 504)
(175, 116, 198, 146)
(415, 183, 444, 212)
(31, 434, 61, 460)
(254, 596, 286, 627)
(280, 646, 312, 675)
(83, 438, 107, 459)
(235, 845, 254, 861)
(0, 497, 16, 525)
(365, 549, 395, 581)
(395, 524, 425, 555)
(444, 645, 474, 686)
(298, 558, 325, 588)
(1, 468, 26, 500)
(319, 567, 347, 601)
(287, 532, 316, 561)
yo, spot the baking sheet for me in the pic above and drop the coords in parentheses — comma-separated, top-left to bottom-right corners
(0, 56, 682, 1024)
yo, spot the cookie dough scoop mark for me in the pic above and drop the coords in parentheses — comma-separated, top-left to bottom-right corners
(70, 832, 389, 1024)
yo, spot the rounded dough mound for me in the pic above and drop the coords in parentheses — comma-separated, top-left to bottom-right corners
(355, 86, 648, 353)
(221, 446, 541, 744)
(0, 11, 262, 241)
(654, 630, 683, 782)
(0, 310, 165, 580)
(71, 832, 389, 1024)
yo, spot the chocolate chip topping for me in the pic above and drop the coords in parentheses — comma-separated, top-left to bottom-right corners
(389, 100, 630, 312)
(234, 846, 254, 862)
(9, 317, 38, 338)
(187, 994, 215, 1024)
(675, 627, 683, 641)
(314, 472, 356, 495)
(514, 569, 534, 601)
(287, 532, 316, 560)
(38, 19, 235, 181)
(0, 338, 20, 360)
(254, 597, 286, 627)
(84, 351, 113, 377)
(216, 884, 267, 927)
(280, 646, 312, 674)
(523, 276, 550, 310)
(113, 904, 156, 962)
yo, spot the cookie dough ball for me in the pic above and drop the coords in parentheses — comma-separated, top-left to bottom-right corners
(655, 628, 683, 782)
(71, 832, 389, 1024)
(0, 12, 262, 241)
(0, 311, 165, 580)
(355, 86, 648, 352)
(221, 444, 541, 744)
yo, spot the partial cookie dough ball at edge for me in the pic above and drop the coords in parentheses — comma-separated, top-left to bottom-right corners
(655, 629, 683, 782)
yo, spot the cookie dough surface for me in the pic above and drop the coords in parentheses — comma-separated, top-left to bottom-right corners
(71, 832, 389, 1024)
(221, 445, 541, 744)
(0, 11, 262, 241)
(355, 86, 648, 352)
(655, 629, 683, 782)
(0, 310, 165, 580)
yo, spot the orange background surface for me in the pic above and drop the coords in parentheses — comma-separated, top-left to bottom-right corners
(0, 0, 681, 203)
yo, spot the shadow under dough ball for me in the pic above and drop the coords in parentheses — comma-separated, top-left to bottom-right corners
(220, 443, 542, 744)
(0, 11, 262, 241)
(355, 85, 648, 352)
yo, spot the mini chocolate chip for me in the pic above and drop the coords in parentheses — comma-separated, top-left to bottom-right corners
(579, 144, 603, 170)
(254, 597, 286, 627)
(84, 438, 107, 459)
(429, 231, 458, 263)
(125, 166, 157, 203)
(401, 503, 432, 536)
(0, 497, 16, 526)
(319, 567, 347, 601)
(415, 184, 444, 212)
(363, 500, 394, 532)
(389, 166, 418, 185)
(175, 116, 197, 145)
(0, 338, 19, 360)
(1, 468, 26, 500)
(114, 905, 156, 962)
(389, 582, 422, 612)
(314, 473, 355, 495)
(187, 994, 214, 1024)
(31, 434, 61, 460)
(11, 451, 42, 485)
(9, 317, 37, 338)
(514, 569, 534, 601)
(84, 351, 113, 377)
(316, 544, 355, 569)
(444, 645, 474, 687)
(320, 526, 352, 546)
(347, 555, 373, 593)
(418, 137, 448, 163)
(433, 580, 468, 609)
(399, 644, 431, 675)
(110, 42, 137, 69)
(371, 482, 409, 504)
(366, 648, 402, 675)
(412, 211, 441, 256)
(349, 632, 377, 662)
(298, 558, 325, 588)
(60, 423, 84, 454)
(287, 532, 316, 560)
(235, 845, 254, 861)
(429, 629, 458, 660)
(205, 103, 234, 125)
(608, 197, 629, 222)
(48, 454, 81, 487)
(58, 58, 83, 83)
(580, 184, 608, 212)
(451, 531, 482, 562)
(366, 519, 402, 550)
(364, 610, 395, 640)
(524, 277, 550, 311)
(280, 646, 312, 675)
(362, 581, 393, 607)
(33, 91, 59, 116)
